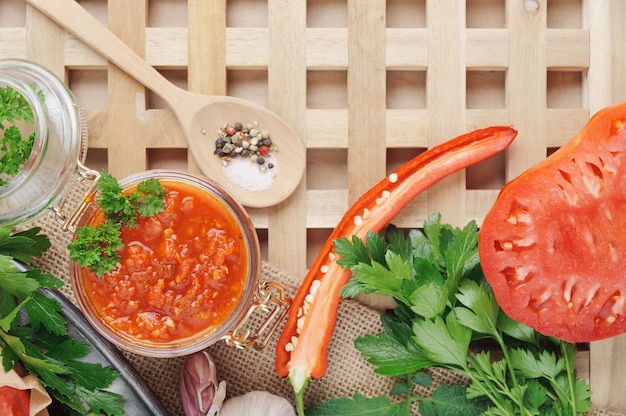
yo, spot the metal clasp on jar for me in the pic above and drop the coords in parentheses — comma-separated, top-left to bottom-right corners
(51, 160, 101, 232)
(224, 281, 291, 350)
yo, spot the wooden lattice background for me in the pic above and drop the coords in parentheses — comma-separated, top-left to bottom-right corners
(2, 0, 626, 412)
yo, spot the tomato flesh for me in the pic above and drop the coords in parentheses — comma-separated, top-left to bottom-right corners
(479, 103, 626, 342)
(0, 386, 29, 416)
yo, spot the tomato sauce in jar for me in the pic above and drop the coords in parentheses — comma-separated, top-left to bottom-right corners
(80, 180, 248, 344)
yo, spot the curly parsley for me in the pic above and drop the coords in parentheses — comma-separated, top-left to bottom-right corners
(68, 171, 166, 277)
(0, 85, 35, 186)
(307, 214, 592, 416)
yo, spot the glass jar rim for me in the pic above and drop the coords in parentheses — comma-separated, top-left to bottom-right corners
(69, 169, 262, 357)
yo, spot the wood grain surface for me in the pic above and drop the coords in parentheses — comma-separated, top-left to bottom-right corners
(1, 0, 625, 412)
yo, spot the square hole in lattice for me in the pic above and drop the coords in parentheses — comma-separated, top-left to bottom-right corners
(547, 0, 582, 29)
(148, 70, 187, 109)
(147, 148, 188, 170)
(547, 71, 583, 109)
(148, 0, 188, 27)
(466, 0, 505, 28)
(466, 71, 505, 109)
(307, 71, 347, 109)
(307, 149, 348, 190)
(68, 70, 108, 110)
(387, 148, 424, 175)
(84, 148, 108, 172)
(0, 0, 25, 27)
(466, 152, 506, 190)
(256, 228, 268, 261)
(387, 71, 426, 109)
(307, 228, 332, 268)
(77, 0, 108, 25)
(227, 69, 268, 107)
(227, 0, 268, 27)
(387, 0, 426, 28)
(307, 0, 347, 28)
(547, 147, 559, 158)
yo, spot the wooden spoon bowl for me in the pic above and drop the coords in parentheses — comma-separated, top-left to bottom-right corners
(26, 0, 305, 208)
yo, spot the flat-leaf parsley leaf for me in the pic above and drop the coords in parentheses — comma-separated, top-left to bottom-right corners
(0, 226, 125, 415)
(307, 213, 592, 416)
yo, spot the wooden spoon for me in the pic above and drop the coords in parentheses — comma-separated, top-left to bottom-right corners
(26, 0, 305, 208)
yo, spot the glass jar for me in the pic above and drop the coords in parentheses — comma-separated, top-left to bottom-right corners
(0, 59, 90, 226)
(69, 170, 290, 357)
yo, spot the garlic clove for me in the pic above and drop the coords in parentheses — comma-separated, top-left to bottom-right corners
(219, 391, 296, 416)
(179, 351, 227, 416)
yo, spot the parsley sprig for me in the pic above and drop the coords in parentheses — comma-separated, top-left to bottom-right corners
(0, 85, 36, 185)
(307, 214, 592, 416)
(0, 226, 124, 415)
(68, 171, 166, 277)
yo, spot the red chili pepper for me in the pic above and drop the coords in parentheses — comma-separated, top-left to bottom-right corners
(275, 126, 518, 414)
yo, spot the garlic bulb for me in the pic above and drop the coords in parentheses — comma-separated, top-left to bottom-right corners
(219, 391, 296, 416)
(179, 351, 227, 416)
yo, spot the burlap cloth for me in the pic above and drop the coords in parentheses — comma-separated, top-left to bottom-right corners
(17, 182, 624, 416)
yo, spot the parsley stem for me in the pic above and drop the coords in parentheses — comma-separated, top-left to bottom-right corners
(560, 340, 579, 414)
(463, 357, 512, 415)
(494, 332, 530, 416)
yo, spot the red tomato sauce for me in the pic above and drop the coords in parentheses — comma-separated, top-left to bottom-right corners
(81, 180, 248, 343)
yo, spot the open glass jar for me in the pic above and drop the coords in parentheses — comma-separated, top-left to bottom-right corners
(0, 59, 90, 226)
(69, 170, 290, 357)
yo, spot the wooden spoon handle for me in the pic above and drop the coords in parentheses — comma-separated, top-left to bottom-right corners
(26, 0, 180, 103)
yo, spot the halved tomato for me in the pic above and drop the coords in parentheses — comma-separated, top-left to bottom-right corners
(479, 102, 626, 342)
(0, 386, 30, 416)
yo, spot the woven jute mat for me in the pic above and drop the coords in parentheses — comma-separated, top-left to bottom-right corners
(18, 184, 625, 416)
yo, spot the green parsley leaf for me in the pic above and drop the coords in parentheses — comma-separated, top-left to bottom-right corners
(306, 393, 408, 416)
(335, 234, 372, 270)
(78, 385, 125, 416)
(0, 227, 125, 415)
(355, 332, 431, 377)
(419, 384, 489, 416)
(69, 170, 166, 277)
(408, 283, 448, 319)
(327, 215, 592, 415)
(412, 316, 469, 368)
(453, 280, 500, 337)
(68, 221, 123, 277)
(0, 85, 36, 185)
(23, 291, 67, 335)
(0, 255, 40, 298)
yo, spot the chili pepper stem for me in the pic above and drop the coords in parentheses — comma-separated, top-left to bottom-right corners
(289, 366, 310, 416)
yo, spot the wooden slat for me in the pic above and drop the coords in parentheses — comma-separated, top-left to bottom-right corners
(187, 0, 226, 173)
(347, 0, 387, 204)
(106, 0, 148, 178)
(267, 0, 308, 277)
(587, 0, 626, 410)
(546, 29, 589, 69)
(466, 28, 508, 69)
(306, 28, 348, 70)
(0, 28, 26, 59)
(426, 1, 466, 226)
(345, 0, 389, 309)
(505, 0, 547, 180)
(25, 6, 65, 77)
